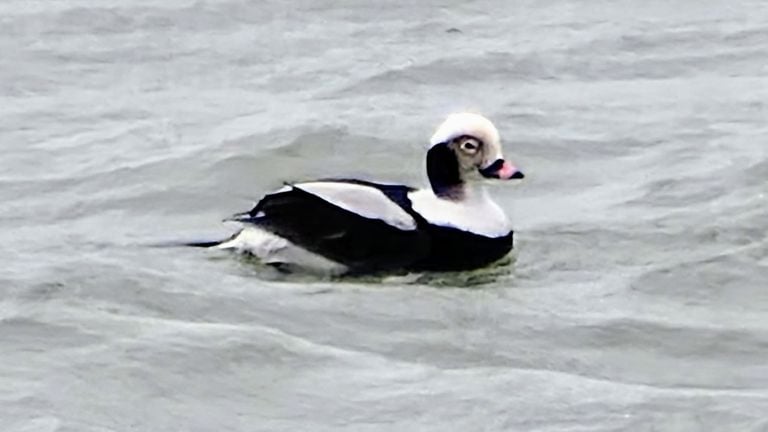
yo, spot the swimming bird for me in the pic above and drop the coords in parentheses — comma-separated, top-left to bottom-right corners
(206, 112, 524, 274)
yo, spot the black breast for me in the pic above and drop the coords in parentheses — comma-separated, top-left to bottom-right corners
(411, 226, 514, 271)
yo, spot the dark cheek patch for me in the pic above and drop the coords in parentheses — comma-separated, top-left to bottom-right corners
(426, 143, 462, 195)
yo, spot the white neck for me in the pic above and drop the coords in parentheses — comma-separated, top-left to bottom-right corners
(408, 184, 511, 237)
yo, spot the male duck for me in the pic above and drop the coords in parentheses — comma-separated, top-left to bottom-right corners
(210, 112, 524, 274)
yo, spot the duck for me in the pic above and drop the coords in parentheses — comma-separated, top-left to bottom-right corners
(205, 112, 524, 274)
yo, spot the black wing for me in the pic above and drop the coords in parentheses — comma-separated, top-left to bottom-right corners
(232, 184, 429, 272)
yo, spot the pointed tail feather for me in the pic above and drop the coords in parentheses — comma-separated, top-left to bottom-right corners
(147, 231, 241, 248)
(183, 239, 231, 248)
(223, 210, 264, 224)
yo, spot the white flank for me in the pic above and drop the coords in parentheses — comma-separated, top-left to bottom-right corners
(216, 227, 348, 275)
(408, 188, 511, 237)
(290, 182, 417, 231)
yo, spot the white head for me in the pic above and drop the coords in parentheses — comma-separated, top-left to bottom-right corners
(426, 113, 523, 197)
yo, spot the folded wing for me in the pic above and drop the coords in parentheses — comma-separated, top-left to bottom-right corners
(231, 181, 429, 272)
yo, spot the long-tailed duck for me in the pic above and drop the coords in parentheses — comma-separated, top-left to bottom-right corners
(206, 113, 524, 274)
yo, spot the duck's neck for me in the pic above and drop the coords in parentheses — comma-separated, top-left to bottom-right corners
(431, 182, 466, 200)
(430, 180, 491, 204)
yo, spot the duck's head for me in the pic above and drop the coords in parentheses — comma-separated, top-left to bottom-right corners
(427, 112, 524, 197)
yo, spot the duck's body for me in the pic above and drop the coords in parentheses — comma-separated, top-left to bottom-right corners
(216, 178, 514, 274)
(209, 113, 524, 275)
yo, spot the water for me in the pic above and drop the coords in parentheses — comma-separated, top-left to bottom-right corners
(2, 1, 768, 430)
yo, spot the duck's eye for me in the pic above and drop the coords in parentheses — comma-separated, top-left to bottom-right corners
(460, 140, 479, 152)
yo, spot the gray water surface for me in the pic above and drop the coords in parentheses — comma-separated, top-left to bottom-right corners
(2, 1, 768, 431)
